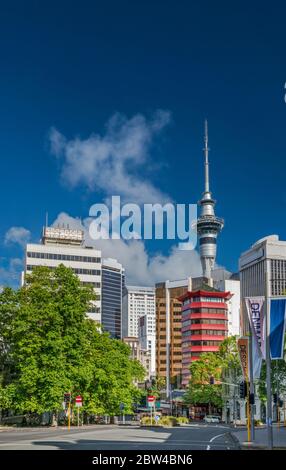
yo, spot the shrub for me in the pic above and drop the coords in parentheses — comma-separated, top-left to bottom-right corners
(159, 416, 178, 426)
(254, 419, 263, 426)
(140, 415, 189, 426)
(140, 416, 152, 425)
(176, 416, 189, 425)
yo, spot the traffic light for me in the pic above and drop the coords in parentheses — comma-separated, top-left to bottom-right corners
(64, 393, 71, 403)
(239, 381, 247, 399)
(209, 376, 214, 385)
(273, 393, 278, 404)
(249, 393, 255, 405)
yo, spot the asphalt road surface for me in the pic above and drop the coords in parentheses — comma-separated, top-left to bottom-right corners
(0, 424, 240, 450)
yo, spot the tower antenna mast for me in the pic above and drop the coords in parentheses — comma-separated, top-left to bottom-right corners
(204, 119, 210, 193)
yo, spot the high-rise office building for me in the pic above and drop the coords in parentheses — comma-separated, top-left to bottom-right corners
(215, 278, 241, 337)
(23, 226, 101, 322)
(179, 284, 231, 387)
(122, 286, 155, 338)
(138, 314, 156, 377)
(101, 258, 125, 339)
(155, 278, 191, 393)
(239, 234, 286, 332)
(239, 234, 286, 297)
(236, 235, 286, 425)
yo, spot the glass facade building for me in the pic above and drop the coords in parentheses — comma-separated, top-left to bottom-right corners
(101, 259, 125, 339)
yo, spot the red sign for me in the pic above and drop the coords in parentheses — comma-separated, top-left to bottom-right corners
(147, 395, 155, 402)
(75, 395, 83, 407)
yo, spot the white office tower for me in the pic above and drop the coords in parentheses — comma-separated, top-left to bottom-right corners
(23, 226, 101, 322)
(239, 234, 286, 335)
(216, 278, 241, 337)
(122, 286, 155, 338)
(239, 235, 286, 297)
(138, 314, 156, 378)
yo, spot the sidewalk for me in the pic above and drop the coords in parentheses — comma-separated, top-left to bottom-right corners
(0, 423, 122, 433)
(232, 425, 286, 449)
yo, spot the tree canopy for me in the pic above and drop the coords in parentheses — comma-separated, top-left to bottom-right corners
(257, 359, 286, 403)
(0, 265, 145, 418)
(183, 336, 241, 409)
(183, 352, 223, 409)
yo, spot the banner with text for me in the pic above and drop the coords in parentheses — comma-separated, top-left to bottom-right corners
(237, 337, 249, 381)
(270, 298, 286, 359)
(245, 297, 265, 359)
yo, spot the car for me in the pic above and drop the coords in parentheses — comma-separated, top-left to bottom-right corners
(203, 415, 221, 423)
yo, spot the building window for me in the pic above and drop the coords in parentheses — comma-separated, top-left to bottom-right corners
(27, 252, 101, 263)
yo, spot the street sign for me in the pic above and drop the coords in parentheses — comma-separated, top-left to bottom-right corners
(75, 395, 83, 407)
(147, 396, 156, 408)
(147, 395, 156, 402)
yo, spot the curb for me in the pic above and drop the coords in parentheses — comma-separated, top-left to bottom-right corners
(227, 432, 241, 449)
(240, 442, 267, 450)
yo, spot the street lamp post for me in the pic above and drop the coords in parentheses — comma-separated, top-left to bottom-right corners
(265, 269, 273, 449)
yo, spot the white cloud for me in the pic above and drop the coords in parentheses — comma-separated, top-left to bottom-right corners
(49, 110, 172, 204)
(0, 257, 23, 289)
(52, 212, 202, 285)
(4, 226, 31, 248)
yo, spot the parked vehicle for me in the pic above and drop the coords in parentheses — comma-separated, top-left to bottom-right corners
(203, 415, 221, 423)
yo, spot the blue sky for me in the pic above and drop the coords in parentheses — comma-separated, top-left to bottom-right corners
(1, 0, 286, 286)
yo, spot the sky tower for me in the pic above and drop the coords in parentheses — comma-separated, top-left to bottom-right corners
(196, 121, 224, 278)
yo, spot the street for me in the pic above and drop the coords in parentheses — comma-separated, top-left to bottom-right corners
(0, 424, 239, 450)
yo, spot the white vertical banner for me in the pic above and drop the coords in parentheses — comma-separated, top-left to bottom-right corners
(245, 297, 265, 359)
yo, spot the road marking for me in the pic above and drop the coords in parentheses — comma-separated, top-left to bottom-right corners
(207, 432, 226, 450)
(209, 433, 225, 442)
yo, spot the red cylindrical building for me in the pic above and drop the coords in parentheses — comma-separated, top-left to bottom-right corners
(179, 288, 232, 387)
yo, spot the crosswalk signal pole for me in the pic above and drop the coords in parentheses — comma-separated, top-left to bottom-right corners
(246, 381, 251, 442)
(68, 400, 71, 431)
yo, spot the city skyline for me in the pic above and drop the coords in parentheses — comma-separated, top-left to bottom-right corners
(1, 1, 286, 287)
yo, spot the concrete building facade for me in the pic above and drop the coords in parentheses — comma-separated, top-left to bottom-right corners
(239, 234, 286, 333)
(122, 286, 155, 338)
(155, 278, 191, 394)
(138, 314, 156, 377)
(216, 278, 241, 337)
(23, 226, 101, 322)
(238, 234, 286, 424)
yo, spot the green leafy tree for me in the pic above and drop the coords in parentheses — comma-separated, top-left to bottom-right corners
(183, 353, 223, 413)
(257, 359, 286, 403)
(184, 337, 241, 413)
(218, 336, 241, 389)
(218, 336, 240, 370)
(0, 265, 145, 421)
(146, 376, 166, 399)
